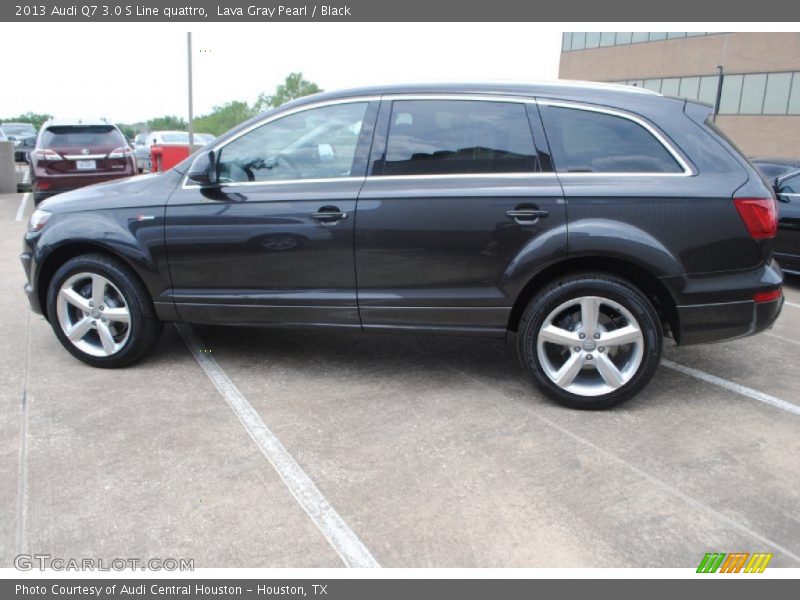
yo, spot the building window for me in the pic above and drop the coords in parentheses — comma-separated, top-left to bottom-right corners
(739, 74, 768, 114)
(763, 72, 792, 115)
(562, 32, 720, 52)
(789, 74, 800, 114)
(615, 32, 633, 45)
(718, 75, 744, 114)
(570, 32, 586, 51)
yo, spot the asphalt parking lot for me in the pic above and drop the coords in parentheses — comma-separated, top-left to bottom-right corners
(2, 191, 799, 569)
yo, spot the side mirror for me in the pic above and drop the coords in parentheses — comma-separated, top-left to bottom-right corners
(186, 151, 218, 187)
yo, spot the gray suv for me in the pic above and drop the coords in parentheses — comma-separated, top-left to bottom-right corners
(21, 82, 784, 409)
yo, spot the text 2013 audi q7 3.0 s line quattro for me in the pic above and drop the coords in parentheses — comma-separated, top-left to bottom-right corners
(21, 82, 784, 409)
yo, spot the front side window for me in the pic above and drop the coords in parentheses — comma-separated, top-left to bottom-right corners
(379, 100, 538, 176)
(544, 106, 683, 174)
(217, 102, 368, 183)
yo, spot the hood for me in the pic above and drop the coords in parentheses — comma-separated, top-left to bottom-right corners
(39, 169, 183, 213)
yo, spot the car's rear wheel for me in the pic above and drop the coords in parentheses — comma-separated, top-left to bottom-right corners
(517, 273, 662, 409)
(46, 253, 163, 368)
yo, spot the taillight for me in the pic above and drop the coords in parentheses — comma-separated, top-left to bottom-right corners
(31, 149, 63, 161)
(108, 147, 133, 159)
(733, 197, 778, 240)
(754, 288, 782, 303)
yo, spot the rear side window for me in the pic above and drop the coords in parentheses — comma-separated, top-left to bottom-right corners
(41, 125, 125, 148)
(380, 100, 539, 176)
(543, 106, 683, 174)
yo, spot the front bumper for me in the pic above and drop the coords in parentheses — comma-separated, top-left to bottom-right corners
(20, 250, 43, 315)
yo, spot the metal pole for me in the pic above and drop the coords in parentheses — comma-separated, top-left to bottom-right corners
(187, 32, 194, 148)
(713, 64, 724, 123)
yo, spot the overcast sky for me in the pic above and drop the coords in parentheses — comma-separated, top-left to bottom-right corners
(0, 23, 562, 124)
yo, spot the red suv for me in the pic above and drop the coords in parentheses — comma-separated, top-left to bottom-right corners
(30, 119, 136, 204)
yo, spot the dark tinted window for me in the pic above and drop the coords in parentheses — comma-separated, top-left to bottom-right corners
(545, 106, 683, 173)
(42, 125, 125, 148)
(780, 172, 800, 193)
(380, 100, 538, 176)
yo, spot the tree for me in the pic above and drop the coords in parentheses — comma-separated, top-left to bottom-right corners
(117, 123, 137, 141)
(255, 72, 322, 111)
(193, 101, 257, 136)
(0, 112, 52, 130)
(146, 115, 187, 131)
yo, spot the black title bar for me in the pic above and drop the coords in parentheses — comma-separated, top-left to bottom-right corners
(4, 0, 800, 21)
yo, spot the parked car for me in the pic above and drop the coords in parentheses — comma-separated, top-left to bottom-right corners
(751, 157, 800, 181)
(132, 133, 149, 172)
(774, 170, 800, 275)
(20, 82, 784, 409)
(133, 131, 214, 172)
(29, 118, 137, 204)
(0, 122, 37, 146)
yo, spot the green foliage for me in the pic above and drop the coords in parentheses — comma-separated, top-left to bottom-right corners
(0, 112, 52, 131)
(193, 101, 257, 137)
(146, 115, 187, 131)
(255, 72, 322, 111)
(117, 123, 137, 141)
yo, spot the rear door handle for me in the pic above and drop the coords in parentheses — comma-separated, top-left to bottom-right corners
(506, 207, 549, 223)
(311, 206, 348, 223)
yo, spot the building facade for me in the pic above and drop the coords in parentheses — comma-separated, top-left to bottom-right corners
(559, 32, 800, 159)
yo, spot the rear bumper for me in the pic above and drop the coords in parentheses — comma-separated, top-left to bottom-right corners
(667, 260, 784, 345)
(676, 296, 783, 345)
(32, 171, 134, 196)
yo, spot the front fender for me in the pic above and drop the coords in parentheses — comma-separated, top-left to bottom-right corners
(31, 207, 170, 311)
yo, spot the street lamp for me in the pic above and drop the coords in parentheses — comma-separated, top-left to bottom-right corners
(187, 32, 194, 148)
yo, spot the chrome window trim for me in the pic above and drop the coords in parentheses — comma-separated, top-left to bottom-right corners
(182, 96, 379, 190)
(537, 99, 694, 177)
(181, 92, 693, 190)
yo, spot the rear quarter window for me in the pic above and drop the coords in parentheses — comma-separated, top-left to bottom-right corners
(543, 105, 684, 174)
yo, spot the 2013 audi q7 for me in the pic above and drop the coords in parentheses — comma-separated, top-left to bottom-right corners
(21, 82, 784, 409)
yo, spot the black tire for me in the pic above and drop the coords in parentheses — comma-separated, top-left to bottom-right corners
(33, 191, 50, 205)
(46, 253, 163, 368)
(517, 273, 663, 410)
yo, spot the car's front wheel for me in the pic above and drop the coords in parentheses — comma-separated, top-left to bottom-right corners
(46, 253, 163, 368)
(517, 274, 663, 409)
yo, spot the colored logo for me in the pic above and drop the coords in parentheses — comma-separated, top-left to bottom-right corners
(696, 552, 773, 573)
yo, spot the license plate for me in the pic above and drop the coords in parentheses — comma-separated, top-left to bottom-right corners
(76, 160, 96, 170)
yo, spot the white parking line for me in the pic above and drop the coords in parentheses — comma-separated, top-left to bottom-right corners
(177, 324, 380, 568)
(451, 365, 800, 564)
(22, 168, 30, 185)
(766, 332, 800, 346)
(785, 301, 800, 309)
(661, 359, 800, 416)
(15, 193, 30, 222)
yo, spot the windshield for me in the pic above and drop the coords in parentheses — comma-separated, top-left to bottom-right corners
(160, 132, 190, 143)
(2, 123, 36, 137)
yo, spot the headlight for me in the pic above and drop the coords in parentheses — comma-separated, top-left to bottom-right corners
(28, 209, 52, 232)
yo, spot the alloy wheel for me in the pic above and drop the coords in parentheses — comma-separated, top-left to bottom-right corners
(536, 295, 644, 397)
(56, 272, 132, 357)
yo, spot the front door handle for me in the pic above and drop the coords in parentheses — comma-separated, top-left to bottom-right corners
(311, 206, 348, 223)
(506, 206, 549, 224)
